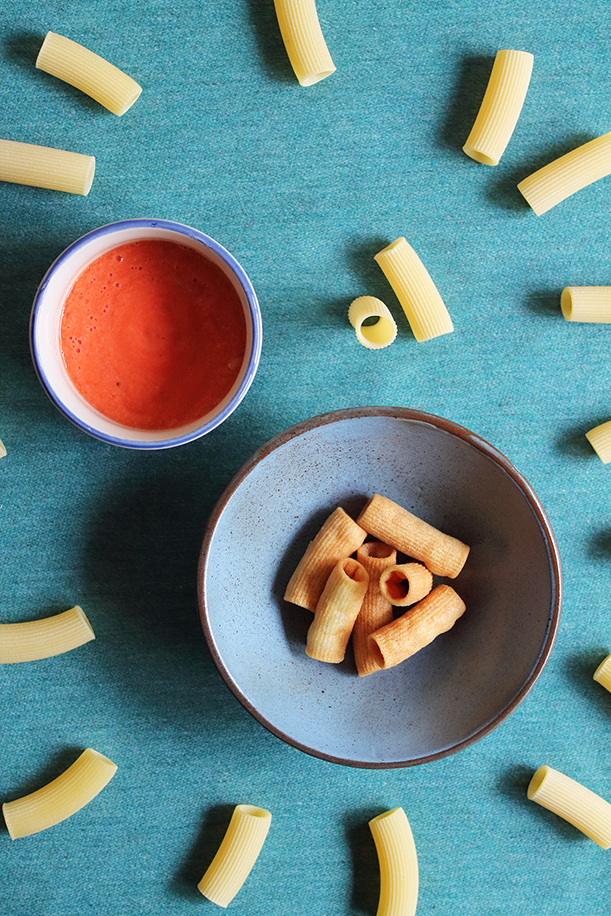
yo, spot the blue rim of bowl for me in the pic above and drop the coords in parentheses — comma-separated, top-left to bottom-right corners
(198, 406, 563, 768)
(30, 218, 263, 450)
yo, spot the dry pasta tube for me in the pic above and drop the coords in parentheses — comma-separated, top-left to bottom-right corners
(518, 131, 611, 216)
(374, 238, 453, 342)
(528, 765, 611, 849)
(348, 296, 397, 349)
(0, 138, 95, 195)
(284, 506, 367, 611)
(273, 0, 335, 86)
(585, 420, 611, 463)
(357, 494, 470, 578)
(463, 49, 533, 166)
(353, 541, 397, 677)
(3, 748, 117, 839)
(0, 606, 94, 664)
(306, 557, 369, 663)
(379, 562, 433, 608)
(0, 439, 5, 458)
(369, 585, 466, 670)
(36, 32, 142, 116)
(198, 805, 272, 907)
(593, 655, 611, 692)
(369, 807, 418, 916)
(561, 287, 611, 323)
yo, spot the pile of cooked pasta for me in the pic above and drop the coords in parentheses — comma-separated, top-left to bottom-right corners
(284, 494, 470, 675)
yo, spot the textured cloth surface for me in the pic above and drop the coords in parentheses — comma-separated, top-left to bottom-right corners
(2, 1, 611, 914)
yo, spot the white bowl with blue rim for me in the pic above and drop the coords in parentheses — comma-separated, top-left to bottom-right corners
(30, 218, 262, 449)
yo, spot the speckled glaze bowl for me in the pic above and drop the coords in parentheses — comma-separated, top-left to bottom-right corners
(198, 407, 562, 768)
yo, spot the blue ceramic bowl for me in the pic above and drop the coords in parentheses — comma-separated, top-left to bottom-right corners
(199, 407, 562, 768)
(30, 219, 262, 449)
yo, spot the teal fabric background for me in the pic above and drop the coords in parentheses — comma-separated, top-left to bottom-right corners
(2, 0, 611, 913)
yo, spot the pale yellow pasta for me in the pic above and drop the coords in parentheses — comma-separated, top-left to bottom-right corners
(585, 420, 611, 463)
(528, 765, 611, 849)
(284, 506, 367, 611)
(593, 655, 611, 692)
(379, 562, 433, 608)
(369, 585, 466, 670)
(0, 139, 95, 195)
(36, 32, 142, 116)
(374, 238, 453, 342)
(353, 541, 397, 677)
(0, 439, 6, 458)
(369, 807, 418, 916)
(357, 494, 470, 578)
(561, 287, 611, 323)
(198, 805, 272, 907)
(306, 557, 369, 663)
(273, 0, 335, 86)
(518, 131, 611, 216)
(463, 49, 533, 166)
(0, 606, 94, 664)
(3, 748, 117, 839)
(348, 296, 397, 349)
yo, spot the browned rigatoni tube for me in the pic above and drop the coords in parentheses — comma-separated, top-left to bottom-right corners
(357, 494, 470, 579)
(353, 541, 397, 677)
(284, 507, 367, 611)
(379, 562, 432, 608)
(368, 584, 466, 670)
(306, 557, 369, 663)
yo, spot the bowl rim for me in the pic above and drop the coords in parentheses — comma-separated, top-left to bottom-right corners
(30, 218, 263, 450)
(198, 405, 563, 768)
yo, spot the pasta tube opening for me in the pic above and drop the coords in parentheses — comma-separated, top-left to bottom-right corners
(379, 562, 433, 608)
(348, 296, 397, 349)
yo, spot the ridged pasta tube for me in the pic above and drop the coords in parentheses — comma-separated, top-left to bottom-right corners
(0, 439, 6, 458)
(348, 296, 397, 349)
(369, 807, 418, 916)
(198, 805, 272, 907)
(273, 0, 336, 86)
(518, 131, 611, 216)
(0, 606, 95, 664)
(593, 655, 611, 692)
(0, 138, 95, 195)
(3, 748, 117, 839)
(379, 562, 433, 608)
(585, 420, 611, 463)
(528, 765, 611, 849)
(353, 541, 396, 677)
(561, 287, 611, 323)
(463, 49, 533, 166)
(306, 557, 369, 663)
(36, 32, 142, 116)
(374, 238, 453, 342)
(357, 494, 470, 578)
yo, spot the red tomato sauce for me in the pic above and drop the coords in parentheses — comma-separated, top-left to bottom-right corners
(60, 239, 247, 430)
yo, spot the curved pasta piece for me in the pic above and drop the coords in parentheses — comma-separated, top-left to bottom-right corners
(518, 131, 611, 216)
(348, 296, 397, 349)
(36, 32, 142, 116)
(306, 557, 369, 663)
(0, 138, 95, 195)
(353, 542, 396, 676)
(374, 238, 453, 342)
(593, 655, 611, 692)
(463, 49, 533, 166)
(273, 0, 336, 86)
(561, 287, 611, 323)
(528, 765, 611, 849)
(585, 420, 611, 463)
(379, 562, 433, 608)
(198, 804, 272, 907)
(369, 807, 418, 916)
(0, 439, 6, 458)
(357, 494, 469, 578)
(0, 606, 94, 664)
(3, 748, 117, 839)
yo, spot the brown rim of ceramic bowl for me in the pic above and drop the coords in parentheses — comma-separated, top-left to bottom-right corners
(197, 406, 563, 768)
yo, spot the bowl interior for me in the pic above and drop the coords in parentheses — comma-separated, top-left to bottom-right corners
(31, 220, 261, 447)
(199, 408, 561, 768)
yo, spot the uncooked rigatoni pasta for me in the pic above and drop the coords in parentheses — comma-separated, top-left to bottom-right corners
(585, 420, 611, 463)
(306, 557, 369, 663)
(374, 238, 453, 341)
(273, 0, 335, 86)
(463, 49, 533, 166)
(518, 131, 611, 215)
(353, 541, 397, 677)
(528, 766, 611, 848)
(0, 606, 95, 664)
(36, 32, 142, 116)
(561, 287, 611, 322)
(348, 296, 397, 349)
(593, 655, 611, 692)
(0, 138, 95, 195)
(369, 807, 418, 916)
(197, 805, 272, 907)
